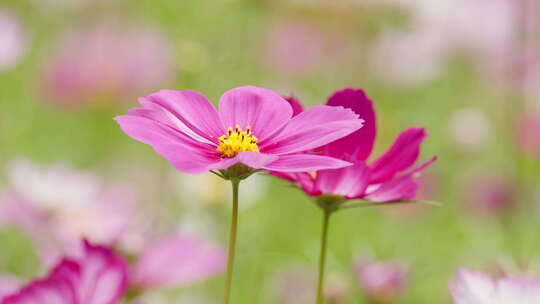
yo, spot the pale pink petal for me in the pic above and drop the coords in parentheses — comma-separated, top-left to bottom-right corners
(115, 116, 221, 173)
(218, 86, 293, 142)
(263, 154, 352, 172)
(78, 240, 128, 304)
(0, 275, 19, 300)
(205, 152, 278, 171)
(261, 105, 364, 155)
(324, 88, 376, 161)
(449, 269, 496, 304)
(141, 90, 224, 143)
(314, 163, 370, 199)
(369, 128, 427, 184)
(131, 234, 226, 289)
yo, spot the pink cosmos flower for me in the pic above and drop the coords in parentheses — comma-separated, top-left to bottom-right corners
(1, 240, 128, 304)
(41, 19, 175, 107)
(450, 269, 540, 304)
(0, 276, 18, 300)
(0, 158, 134, 266)
(115, 86, 364, 175)
(355, 258, 408, 303)
(130, 234, 226, 289)
(273, 88, 436, 202)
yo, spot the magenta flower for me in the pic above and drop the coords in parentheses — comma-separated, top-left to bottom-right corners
(274, 88, 436, 203)
(115, 86, 364, 176)
(450, 269, 540, 304)
(355, 258, 408, 304)
(1, 240, 128, 304)
(130, 233, 226, 289)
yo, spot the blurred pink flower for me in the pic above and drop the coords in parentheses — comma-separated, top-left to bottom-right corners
(515, 114, 540, 157)
(262, 21, 352, 77)
(274, 88, 435, 202)
(450, 269, 540, 304)
(1, 240, 128, 304)
(130, 234, 226, 289)
(115, 86, 363, 174)
(461, 173, 516, 217)
(41, 20, 175, 107)
(273, 266, 316, 304)
(0, 10, 28, 72)
(355, 257, 408, 303)
(0, 158, 134, 266)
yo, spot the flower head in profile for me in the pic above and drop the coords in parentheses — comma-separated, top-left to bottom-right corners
(1, 240, 128, 304)
(115, 86, 364, 179)
(273, 88, 436, 204)
(450, 269, 540, 304)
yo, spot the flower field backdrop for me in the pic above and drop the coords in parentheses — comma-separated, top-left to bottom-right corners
(0, 0, 539, 303)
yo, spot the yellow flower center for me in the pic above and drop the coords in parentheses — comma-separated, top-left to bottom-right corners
(217, 125, 259, 158)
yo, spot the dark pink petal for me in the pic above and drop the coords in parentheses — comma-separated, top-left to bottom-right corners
(263, 154, 352, 172)
(364, 157, 436, 202)
(115, 116, 221, 173)
(131, 234, 226, 289)
(314, 163, 370, 199)
(369, 128, 428, 184)
(142, 90, 224, 143)
(218, 86, 292, 142)
(78, 240, 128, 304)
(271, 171, 318, 196)
(324, 88, 376, 161)
(283, 96, 304, 117)
(261, 105, 364, 155)
(363, 175, 418, 202)
(2, 260, 79, 304)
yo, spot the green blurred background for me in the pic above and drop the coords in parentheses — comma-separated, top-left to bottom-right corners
(1, 0, 539, 303)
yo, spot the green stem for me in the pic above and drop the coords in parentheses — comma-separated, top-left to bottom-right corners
(224, 180, 240, 304)
(316, 210, 332, 304)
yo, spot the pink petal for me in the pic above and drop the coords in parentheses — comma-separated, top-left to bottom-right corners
(142, 90, 224, 143)
(78, 240, 128, 304)
(283, 96, 304, 117)
(0, 275, 19, 300)
(364, 157, 436, 202)
(314, 163, 370, 199)
(1, 260, 79, 304)
(363, 175, 418, 202)
(272, 171, 318, 196)
(263, 154, 352, 172)
(131, 234, 226, 289)
(261, 105, 364, 155)
(324, 88, 376, 161)
(369, 128, 428, 184)
(218, 86, 292, 142)
(115, 115, 221, 173)
(207, 152, 279, 171)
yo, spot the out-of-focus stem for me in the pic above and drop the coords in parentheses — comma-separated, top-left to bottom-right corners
(316, 210, 332, 304)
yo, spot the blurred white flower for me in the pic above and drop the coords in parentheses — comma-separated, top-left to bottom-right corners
(0, 9, 28, 72)
(448, 108, 491, 150)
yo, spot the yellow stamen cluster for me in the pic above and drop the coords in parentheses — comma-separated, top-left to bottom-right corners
(217, 125, 259, 158)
